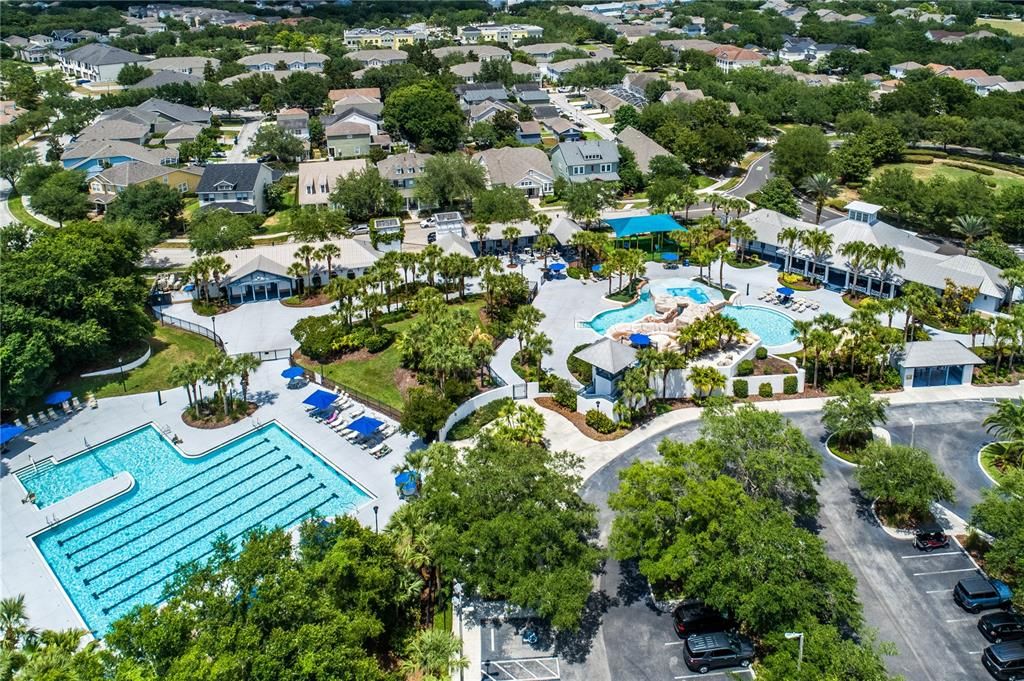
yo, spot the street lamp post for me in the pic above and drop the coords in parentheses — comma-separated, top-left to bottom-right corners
(785, 632, 804, 671)
(118, 357, 126, 392)
(372, 505, 379, 533)
(909, 418, 916, 447)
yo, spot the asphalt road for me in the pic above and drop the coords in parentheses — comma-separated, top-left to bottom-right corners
(566, 401, 1002, 681)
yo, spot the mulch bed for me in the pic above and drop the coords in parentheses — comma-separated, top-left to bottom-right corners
(281, 292, 333, 307)
(182, 401, 257, 429)
(535, 397, 628, 441)
(751, 357, 797, 375)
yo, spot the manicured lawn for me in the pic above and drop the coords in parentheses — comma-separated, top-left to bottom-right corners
(693, 175, 717, 189)
(583, 131, 602, 140)
(977, 17, 1024, 35)
(874, 160, 1019, 192)
(183, 197, 200, 220)
(27, 325, 220, 413)
(7, 194, 49, 230)
(979, 443, 1013, 485)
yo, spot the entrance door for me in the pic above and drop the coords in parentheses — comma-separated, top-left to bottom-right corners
(254, 284, 267, 301)
(268, 282, 279, 298)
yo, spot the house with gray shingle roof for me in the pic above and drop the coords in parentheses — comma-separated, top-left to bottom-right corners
(60, 43, 148, 82)
(61, 140, 177, 175)
(550, 140, 620, 183)
(196, 162, 274, 214)
(474, 147, 554, 198)
(87, 161, 204, 211)
(238, 51, 326, 72)
(131, 70, 204, 90)
(137, 98, 211, 133)
(615, 126, 671, 174)
(144, 56, 220, 75)
(77, 119, 151, 145)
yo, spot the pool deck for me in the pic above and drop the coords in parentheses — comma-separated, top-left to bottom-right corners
(0, 360, 414, 636)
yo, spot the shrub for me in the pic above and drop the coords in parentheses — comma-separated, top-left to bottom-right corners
(567, 266, 585, 280)
(545, 374, 578, 410)
(759, 382, 773, 398)
(448, 398, 513, 441)
(567, 344, 592, 383)
(736, 359, 754, 377)
(733, 379, 748, 398)
(292, 315, 347, 361)
(755, 347, 768, 360)
(783, 375, 798, 395)
(585, 409, 617, 434)
(902, 154, 934, 164)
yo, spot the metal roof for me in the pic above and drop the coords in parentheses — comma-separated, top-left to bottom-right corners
(898, 341, 985, 369)
(573, 337, 638, 374)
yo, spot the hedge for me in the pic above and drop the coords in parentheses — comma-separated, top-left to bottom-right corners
(759, 382, 773, 398)
(736, 359, 754, 377)
(783, 375, 798, 395)
(902, 154, 934, 164)
(733, 379, 748, 398)
(585, 409, 617, 434)
(945, 161, 995, 175)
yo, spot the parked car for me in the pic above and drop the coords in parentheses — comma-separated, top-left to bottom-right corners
(981, 612, 1024, 644)
(914, 525, 950, 551)
(210, 150, 227, 158)
(426, 231, 437, 244)
(982, 641, 1024, 680)
(955, 576, 1014, 613)
(672, 601, 736, 638)
(420, 216, 437, 229)
(683, 632, 754, 674)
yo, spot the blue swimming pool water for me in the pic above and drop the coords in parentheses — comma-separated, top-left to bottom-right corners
(721, 306, 797, 347)
(586, 281, 721, 335)
(17, 423, 369, 635)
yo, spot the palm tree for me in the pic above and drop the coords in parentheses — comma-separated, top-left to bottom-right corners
(527, 331, 552, 376)
(800, 229, 834, 282)
(873, 245, 905, 298)
(982, 398, 1024, 470)
(714, 241, 729, 290)
(0, 596, 37, 651)
(963, 312, 991, 347)
(802, 172, 839, 225)
(730, 219, 755, 263)
(206, 255, 230, 299)
(472, 221, 490, 252)
(777, 226, 802, 275)
(315, 243, 341, 280)
(535, 232, 557, 268)
(619, 365, 655, 417)
(399, 629, 469, 681)
(287, 261, 308, 295)
(509, 305, 544, 354)
(397, 250, 420, 284)
(233, 354, 262, 402)
(677, 186, 698, 222)
(838, 240, 871, 294)
(791, 319, 814, 366)
(203, 353, 236, 417)
(169, 363, 197, 409)
(420, 244, 443, 286)
(294, 244, 317, 276)
(953, 215, 990, 253)
(688, 365, 725, 401)
(806, 328, 835, 389)
(502, 224, 522, 264)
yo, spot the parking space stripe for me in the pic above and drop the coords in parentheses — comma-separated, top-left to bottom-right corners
(945, 617, 974, 623)
(901, 551, 963, 559)
(913, 567, 976, 577)
(664, 641, 684, 646)
(926, 588, 954, 594)
(675, 672, 754, 680)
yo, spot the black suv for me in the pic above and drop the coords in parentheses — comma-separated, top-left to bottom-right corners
(683, 632, 755, 674)
(673, 601, 736, 638)
(981, 612, 1024, 644)
(982, 641, 1024, 680)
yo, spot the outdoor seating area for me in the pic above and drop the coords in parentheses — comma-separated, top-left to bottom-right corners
(11, 391, 91, 436)
(302, 388, 397, 459)
(758, 288, 820, 312)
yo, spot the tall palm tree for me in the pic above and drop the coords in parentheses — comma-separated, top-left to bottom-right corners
(678, 186, 698, 222)
(286, 261, 308, 294)
(953, 214, 990, 252)
(471, 221, 490, 252)
(800, 229, 834, 282)
(619, 366, 655, 416)
(169, 363, 196, 409)
(527, 331, 552, 376)
(535, 232, 557, 268)
(982, 398, 1024, 470)
(315, 243, 341, 280)
(729, 219, 755, 263)
(838, 240, 871, 293)
(791, 319, 814, 366)
(962, 312, 991, 348)
(294, 244, 317, 276)
(802, 172, 839, 225)
(687, 365, 725, 401)
(873, 245, 905, 298)
(715, 241, 729, 290)
(397, 250, 420, 284)
(0, 596, 37, 651)
(777, 226, 802, 275)
(206, 255, 230, 299)
(420, 244, 443, 286)
(203, 353, 235, 417)
(502, 225, 522, 264)
(233, 354, 262, 402)
(806, 328, 835, 389)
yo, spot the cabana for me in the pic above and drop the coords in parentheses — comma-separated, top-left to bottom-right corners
(605, 214, 685, 252)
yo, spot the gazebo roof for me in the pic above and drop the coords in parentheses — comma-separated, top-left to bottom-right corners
(572, 337, 637, 374)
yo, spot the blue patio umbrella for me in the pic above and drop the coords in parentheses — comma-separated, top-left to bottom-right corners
(776, 287, 795, 296)
(0, 424, 25, 446)
(629, 333, 652, 348)
(182, 283, 195, 292)
(591, 264, 602, 273)
(281, 366, 305, 379)
(395, 470, 419, 497)
(549, 263, 566, 272)
(302, 389, 338, 410)
(44, 390, 72, 406)
(661, 252, 679, 262)
(347, 416, 384, 436)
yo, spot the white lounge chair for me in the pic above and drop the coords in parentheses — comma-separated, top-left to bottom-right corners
(71, 396, 84, 411)
(367, 443, 386, 458)
(46, 408, 61, 421)
(35, 412, 50, 424)
(15, 418, 29, 430)
(811, 301, 820, 310)
(87, 394, 98, 409)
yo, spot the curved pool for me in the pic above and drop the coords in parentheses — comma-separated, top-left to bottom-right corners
(586, 279, 723, 335)
(721, 305, 797, 347)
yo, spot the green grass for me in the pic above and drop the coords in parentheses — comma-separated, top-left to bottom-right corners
(976, 17, 1024, 35)
(874, 161, 1019, 192)
(298, 298, 487, 412)
(979, 443, 1014, 485)
(183, 197, 200, 220)
(583, 131, 602, 141)
(447, 397, 512, 441)
(25, 325, 220, 414)
(693, 175, 717, 189)
(7, 194, 49, 230)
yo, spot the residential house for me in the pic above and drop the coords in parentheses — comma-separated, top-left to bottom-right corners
(926, 63, 955, 76)
(87, 161, 203, 212)
(457, 23, 543, 46)
(60, 44, 149, 82)
(990, 81, 1024, 94)
(622, 71, 661, 97)
(468, 99, 517, 125)
(277, 108, 310, 138)
(332, 95, 384, 118)
(238, 51, 326, 72)
(925, 30, 966, 44)
(328, 87, 382, 103)
(586, 88, 634, 115)
(550, 140, 620, 183)
(513, 84, 550, 105)
(297, 158, 369, 207)
(518, 42, 573, 62)
(457, 82, 510, 107)
(660, 38, 721, 55)
(144, 56, 220, 75)
(322, 108, 380, 137)
(542, 57, 600, 82)
(325, 121, 372, 159)
(611, 23, 659, 43)
(889, 61, 925, 79)
(780, 6, 809, 23)
(450, 60, 540, 83)
(475, 147, 555, 198)
(221, 70, 293, 86)
(516, 120, 543, 145)
(431, 45, 511, 63)
(345, 49, 408, 68)
(135, 98, 211, 133)
(131, 70, 204, 89)
(615, 126, 671, 174)
(196, 162, 274, 214)
(861, 73, 883, 87)
(708, 45, 764, 72)
(958, 73, 1008, 96)
(61, 140, 178, 174)
(539, 117, 583, 141)
(343, 27, 426, 49)
(77, 119, 151, 145)
(4, 35, 47, 63)
(164, 122, 205, 147)
(531, 105, 562, 120)
(377, 151, 432, 212)
(661, 84, 707, 104)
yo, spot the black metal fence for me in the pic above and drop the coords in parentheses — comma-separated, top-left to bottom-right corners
(234, 348, 292, 362)
(153, 309, 225, 351)
(288, 357, 403, 421)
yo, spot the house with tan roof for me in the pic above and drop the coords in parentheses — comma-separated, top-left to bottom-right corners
(297, 159, 369, 207)
(346, 49, 408, 68)
(377, 151, 433, 212)
(325, 121, 372, 159)
(88, 161, 203, 212)
(708, 45, 764, 72)
(62, 140, 177, 175)
(238, 52, 326, 72)
(328, 87, 382, 102)
(474, 147, 555, 198)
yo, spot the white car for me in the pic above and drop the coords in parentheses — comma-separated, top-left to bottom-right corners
(420, 217, 437, 229)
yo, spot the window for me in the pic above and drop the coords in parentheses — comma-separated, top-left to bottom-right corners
(305, 184, 313, 195)
(236, 192, 248, 200)
(571, 165, 585, 175)
(395, 167, 403, 175)
(320, 183, 328, 193)
(177, 182, 188, 193)
(600, 163, 613, 173)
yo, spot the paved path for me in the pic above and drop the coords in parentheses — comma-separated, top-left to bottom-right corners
(227, 118, 262, 163)
(550, 91, 615, 140)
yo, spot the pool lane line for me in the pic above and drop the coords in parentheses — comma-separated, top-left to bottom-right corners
(91, 473, 318, 596)
(71, 450, 288, 564)
(57, 437, 272, 547)
(99, 490, 339, 615)
(79, 460, 299, 581)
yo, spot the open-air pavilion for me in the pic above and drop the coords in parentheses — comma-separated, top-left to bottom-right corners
(604, 214, 687, 254)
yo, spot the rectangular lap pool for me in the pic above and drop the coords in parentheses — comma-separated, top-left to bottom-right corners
(17, 423, 370, 635)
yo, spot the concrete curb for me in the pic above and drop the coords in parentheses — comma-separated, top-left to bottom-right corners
(822, 427, 891, 467)
(976, 442, 1002, 487)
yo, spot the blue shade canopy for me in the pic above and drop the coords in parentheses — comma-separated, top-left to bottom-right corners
(0, 424, 25, 445)
(182, 283, 195, 292)
(281, 366, 305, 379)
(347, 416, 384, 435)
(606, 214, 683, 238)
(591, 264, 602, 272)
(549, 263, 566, 272)
(777, 287, 795, 296)
(629, 333, 651, 347)
(395, 470, 418, 496)
(302, 389, 337, 410)
(44, 391, 72, 405)
(661, 252, 679, 262)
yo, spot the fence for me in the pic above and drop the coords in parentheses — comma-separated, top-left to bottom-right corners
(232, 348, 292, 362)
(153, 309, 225, 351)
(288, 358, 404, 421)
(438, 382, 541, 442)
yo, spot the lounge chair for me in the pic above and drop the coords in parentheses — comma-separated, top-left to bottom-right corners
(46, 408, 61, 421)
(325, 412, 341, 425)
(87, 394, 98, 409)
(811, 301, 820, 310)
(61, 401, 73, 415)
(367, 443, 386, 458)
(16, 417, 31, 430)
(71, 397, 84, 411)
(35, 412, 50, 424)
(348, 406, 365, 419)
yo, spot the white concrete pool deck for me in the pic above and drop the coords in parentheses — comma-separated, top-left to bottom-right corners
(0, 360, 414, 635)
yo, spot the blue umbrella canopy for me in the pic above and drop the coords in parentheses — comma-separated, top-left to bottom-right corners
(347, 416, 384, 435)
(549, 263, 566, 272)
(0, 424, 25, 446)
(661, 252, 679, 262)
(302, 389, 337, 410)
(281, 366, 305, 379)
(44, 391, 72, 405)
(591, 264, 602, 273)
(395, 470, 419, 496)
(777, 287, 795, 296)
(629, 333, 651, 347)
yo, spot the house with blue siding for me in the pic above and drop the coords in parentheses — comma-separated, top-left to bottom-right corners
(550, 140, 620, 183)
(61, 140, 177, 175)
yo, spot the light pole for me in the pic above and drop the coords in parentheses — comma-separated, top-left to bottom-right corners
(785, 632, 804, 671)
(909, 418, 916, 447)
(372, 505, 379, 533)
(118, 357, 126, 392)
(210, 314, 217, 342)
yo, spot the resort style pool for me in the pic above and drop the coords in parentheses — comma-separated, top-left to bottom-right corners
(721, 306, 797, 347)
(586, 279, 723, 335)
(17, 423, 369, 635)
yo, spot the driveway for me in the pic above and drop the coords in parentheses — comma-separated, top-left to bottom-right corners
(550, 92, 615, 141)
(227, 118, 262, 163)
